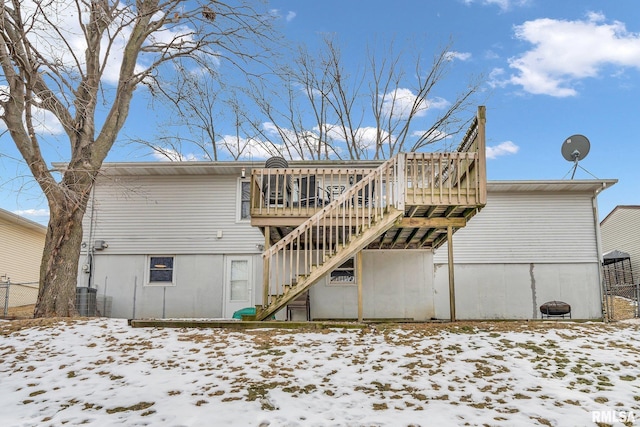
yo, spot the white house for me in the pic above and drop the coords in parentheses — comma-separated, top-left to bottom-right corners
(72, 108, 615, 321)
(75, 160, 614, 321)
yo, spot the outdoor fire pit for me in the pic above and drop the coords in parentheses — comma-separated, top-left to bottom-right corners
(540, 301, 571, 319)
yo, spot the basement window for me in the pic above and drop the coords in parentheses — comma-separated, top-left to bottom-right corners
(329, 257, 356, 285)
(148, 256, 175, 286)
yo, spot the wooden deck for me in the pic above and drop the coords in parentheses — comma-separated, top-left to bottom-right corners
(249, 107, 487, 320)
(250, 112, 486, 250)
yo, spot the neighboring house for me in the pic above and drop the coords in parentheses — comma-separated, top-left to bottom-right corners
(600, 205, 640, 284)
(0, 208, 46, 308)
(72, 109, 616, 321)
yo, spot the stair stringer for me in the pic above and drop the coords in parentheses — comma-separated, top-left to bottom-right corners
(255, 207, 403, 321)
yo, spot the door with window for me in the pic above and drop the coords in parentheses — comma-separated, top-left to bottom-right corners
(224, 256, 253, 318)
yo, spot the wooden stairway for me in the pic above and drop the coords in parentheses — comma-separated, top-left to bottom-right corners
(254, 156, 405, 320)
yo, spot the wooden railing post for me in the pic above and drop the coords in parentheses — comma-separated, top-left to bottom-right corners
(396, 154, 405, 211)
(357, 250, 363, 322)
(447, 225, 456, 322)
(262, 226, 270, 308)
(477, 106, 487, 205)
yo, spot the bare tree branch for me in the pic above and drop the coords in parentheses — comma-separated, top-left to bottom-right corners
(0, 0, 278, 317)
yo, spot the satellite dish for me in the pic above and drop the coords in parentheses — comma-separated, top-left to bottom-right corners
(561, 134, 591, 179)
(561, 134, 590, 162)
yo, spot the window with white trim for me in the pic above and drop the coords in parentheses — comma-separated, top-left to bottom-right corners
(148, 256, 175, 286)
(237, 179, 250, 221)
(329, 257, 356, 285)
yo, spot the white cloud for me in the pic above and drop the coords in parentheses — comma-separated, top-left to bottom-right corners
(484, 50, 500, 60)
(13, 208, 50, 218)
(19, 1, 201, 86)
(463, 0, 531, 12)
(353, 126, 384, 150)
(502, 13, 640, 97)
(34, 111, 65, 135)
(445, 51, 472, 61)
(486, 141, 519, 159)
(151, 147, 199, 161)
(218, 133, 287, 160)
(488, 67, 506, 88)
(255, 122, 395, 158)
(411, 129, 451, 144)
(262, 122, 280, 136)
(0, 86, 65, 136)
(317, 124, 394, 152)
(270, 9, 297, 23)
(380, 88, 450, 120)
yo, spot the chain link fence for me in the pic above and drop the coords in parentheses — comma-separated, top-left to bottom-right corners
(603, 265, 639, 321)
(75, 287, 112, 317)
(0, 280, 112, 319)
(0, 280, 39, 319)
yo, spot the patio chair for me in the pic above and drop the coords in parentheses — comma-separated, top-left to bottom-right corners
(352, 174, 375, 207)
(298, 175, 331, 207)
(262, 156, 291, 206)
(286, 291, 310, 321)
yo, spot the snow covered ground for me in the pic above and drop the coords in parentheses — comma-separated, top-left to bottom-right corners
(1, 318, 639, 427)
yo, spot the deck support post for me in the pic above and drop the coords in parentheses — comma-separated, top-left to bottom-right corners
(262, 227, 270, 308)
(357, 250, 363, 322)
(477, 106, 487, 205)
(447, 225, 456, 322)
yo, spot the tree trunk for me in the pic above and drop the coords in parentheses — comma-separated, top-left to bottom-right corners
(34, 198, 88, 318)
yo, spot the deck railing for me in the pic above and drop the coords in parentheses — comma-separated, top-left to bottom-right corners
(250, 107, 486, 219)
(262, 156, 402, 303)
(250, 167, 380, 218)
(404, 151, 481, 206)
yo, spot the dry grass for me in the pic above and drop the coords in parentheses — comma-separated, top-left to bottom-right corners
(3, 304, 35, 320)
(609, 297, 638, 321)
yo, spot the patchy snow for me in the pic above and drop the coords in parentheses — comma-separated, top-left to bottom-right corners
(1, 319, 639, 426)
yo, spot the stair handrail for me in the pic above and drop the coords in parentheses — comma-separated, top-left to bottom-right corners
(264, 155, 404, 259)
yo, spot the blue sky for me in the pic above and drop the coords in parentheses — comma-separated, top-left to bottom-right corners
(1, 0, 639, 223)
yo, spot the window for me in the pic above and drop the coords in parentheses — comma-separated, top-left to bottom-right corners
(237, 179, 250, 221)
(329, 257, 356, 285)
(148, 256, 175, 285)
(230, 260, 249, 301)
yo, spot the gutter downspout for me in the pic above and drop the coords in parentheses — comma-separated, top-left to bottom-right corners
(592, 182, 608, 322)
(85, 187, 97, 289)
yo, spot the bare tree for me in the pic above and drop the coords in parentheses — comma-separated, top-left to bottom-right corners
(247, 35, 484, 160)
(0, 0, 275, 317)
(134, 66, 227, 161)
(138, 66, 276, 161)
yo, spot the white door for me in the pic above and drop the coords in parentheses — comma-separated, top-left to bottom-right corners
(224, 256, 253, 318)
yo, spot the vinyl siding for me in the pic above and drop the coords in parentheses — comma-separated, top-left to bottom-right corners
(311, 250, 434, 321)
(0, 215, 45, 285)
(85, 253, 264, 319)
(84, 175, 263, 254)
(434, 191, 598, 264)
(601, 207, 640, 282)
(433, 263, 602, 320)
